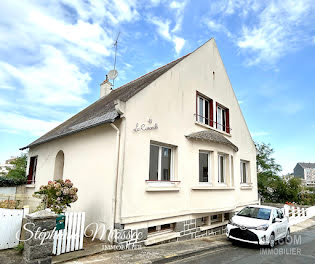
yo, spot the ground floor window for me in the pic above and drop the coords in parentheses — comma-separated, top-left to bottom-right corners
(218, 154, 226, 183)
(148, 224, 174, 234)
(199, 151, 210, 183)
(27, 156, 38, 184)
(211, 214, 222, 223)
(240, 160, 249, 183)
(201, 216, 210, 226)
(149, 144, 173, 181)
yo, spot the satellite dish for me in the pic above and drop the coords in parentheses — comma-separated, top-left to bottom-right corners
(108, 69, 118, 80)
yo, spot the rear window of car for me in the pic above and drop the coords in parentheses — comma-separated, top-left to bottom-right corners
(237, 207, 271, 220)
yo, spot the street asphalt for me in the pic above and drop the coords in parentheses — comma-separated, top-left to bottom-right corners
(165, 225, 315, 264)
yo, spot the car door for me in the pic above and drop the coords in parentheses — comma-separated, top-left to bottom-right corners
(277, 209, 288, 238)
(271, 209, 281, 240)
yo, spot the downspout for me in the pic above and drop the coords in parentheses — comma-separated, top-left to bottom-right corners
(110, 122, 120, 244)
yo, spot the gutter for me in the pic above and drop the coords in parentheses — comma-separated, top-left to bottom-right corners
(110, 122, 120, 244)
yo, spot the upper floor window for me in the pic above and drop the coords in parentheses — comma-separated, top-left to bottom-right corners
(27, 156, 37, 184)
(149, 144, 173, 181)
(196, 92, 213, 127)
(199, 151, 211, 183)
(216, 103, 230, 133)
(218, 154, 226, 183)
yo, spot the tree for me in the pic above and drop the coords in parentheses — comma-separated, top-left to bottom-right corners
(256, 142, 282, 201)
(5, 153, 27, 180)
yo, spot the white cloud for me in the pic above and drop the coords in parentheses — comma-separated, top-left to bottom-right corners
(237, 0, 315, 65)
(0, 0, 142, 141)
(0, 112, 61, 136)
(0, 46, 91, 106)
(204, 0, 315, 66)
(149, 17, 172, 40)
(0, 0, 141, 106)
(147, 16, 186, 54)
(169, 1, 188, 33)
(204, 19, 232, 37)
(173, 37, 185, 54)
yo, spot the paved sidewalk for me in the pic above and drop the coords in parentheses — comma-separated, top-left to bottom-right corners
(62, 235, 231, 264)
(290, 216, 315, 233)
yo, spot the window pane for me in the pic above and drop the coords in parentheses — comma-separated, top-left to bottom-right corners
(219, 155, 224, 182)
(242, 162, 247, 183)
(149, 145, 159, 180)
(199, 97, 204, 123)
(205, 100, 209, 125)
(217, 107, 222, 130)
(161, 147, 171, 181)
(199, 153, 208, 182)
(222, 109, 226, 131)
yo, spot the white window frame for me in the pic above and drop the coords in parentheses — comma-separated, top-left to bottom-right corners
(150, 144, 174, 181)
(216, 105, 226, 132)
(197, 95, 210, 125)
(199, 151, 211, 184)
(218, 154, 226, 184)
(240, 160, 250, 184)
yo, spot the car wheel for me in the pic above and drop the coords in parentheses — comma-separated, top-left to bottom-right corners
(285, 229, 291, 243)
(269, 233, 275, 248)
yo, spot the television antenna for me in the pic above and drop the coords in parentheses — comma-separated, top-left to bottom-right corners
(108, 32, 120, 88)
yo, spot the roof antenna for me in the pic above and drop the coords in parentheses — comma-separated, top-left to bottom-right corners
(107, 32, 120, 89)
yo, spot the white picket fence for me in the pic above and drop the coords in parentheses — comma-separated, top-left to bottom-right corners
(0, 208, 24, 250)
(52, 212, 85, 256)
(283, 204, 315, 226)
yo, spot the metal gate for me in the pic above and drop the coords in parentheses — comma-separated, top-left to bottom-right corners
(0, 208, 23, 250)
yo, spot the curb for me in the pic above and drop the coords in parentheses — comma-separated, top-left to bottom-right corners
(152, 243, 232, 263)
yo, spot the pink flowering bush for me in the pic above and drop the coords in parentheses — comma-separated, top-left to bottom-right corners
(34, 179, 78, 214)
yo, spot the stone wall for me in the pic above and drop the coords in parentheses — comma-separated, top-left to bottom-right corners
(115, 217, 227, 249)
(0, 185, 39, 211)
(23, 210, 57, 264)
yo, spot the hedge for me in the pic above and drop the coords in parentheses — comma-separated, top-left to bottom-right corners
(0, 177, 26, 187)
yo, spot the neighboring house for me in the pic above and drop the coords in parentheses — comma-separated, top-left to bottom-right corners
(21, 39, 258, 246)
(293, 163, 315, 186)
(0, 157, 16, 176)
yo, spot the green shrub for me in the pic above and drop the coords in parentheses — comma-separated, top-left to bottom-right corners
(0, 177, 26, 187)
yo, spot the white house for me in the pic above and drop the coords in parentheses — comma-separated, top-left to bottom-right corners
(21, 39, 258, 246)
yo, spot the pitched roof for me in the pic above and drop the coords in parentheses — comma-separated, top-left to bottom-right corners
(298, 163, 315, 169)
(21, 53, 190, 150)
(185, 130, 239, 152)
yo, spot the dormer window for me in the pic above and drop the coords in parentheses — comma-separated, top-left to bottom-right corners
(196, 92, 213, 127)
(216, 103, 230, 133)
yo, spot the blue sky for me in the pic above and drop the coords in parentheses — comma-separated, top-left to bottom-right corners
(0, 0, 314, 174)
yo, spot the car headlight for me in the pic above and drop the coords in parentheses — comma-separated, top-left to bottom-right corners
(256, 224, 269, 231)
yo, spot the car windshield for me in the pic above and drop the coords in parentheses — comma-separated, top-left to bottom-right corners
(237, 207, 271, 220)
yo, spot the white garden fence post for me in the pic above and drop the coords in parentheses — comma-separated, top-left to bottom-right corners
(283, 204, 290, 218)
(52, 212, 85, 256)
(297, 207, 301, 218)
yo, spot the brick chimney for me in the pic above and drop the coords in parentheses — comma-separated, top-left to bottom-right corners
(100, 75, 112, 98)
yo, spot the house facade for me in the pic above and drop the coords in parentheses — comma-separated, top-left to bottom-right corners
(21, 39, 258, 246)
(293, 163, 315, 186)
